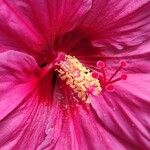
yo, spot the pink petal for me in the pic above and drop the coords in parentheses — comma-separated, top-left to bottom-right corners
(0, 50, 39, 120)
(83, 41, 150, 76)
(77, 105, 130, 150)
(10, 0, 92, 41)
(0, 0, 45, 53)
(90, 73, 150, 149)
(37, 79, 128, 150)
(80, 0, 150, 49)
(37, 99, 63, 150)
(0, 93, 50, 149)
(37, 80, 92, 150)
(99, 40, 150, 58)
(0, 51, 51, 149)
(37, 86, 67, 150)
(38, 106, 92, 150)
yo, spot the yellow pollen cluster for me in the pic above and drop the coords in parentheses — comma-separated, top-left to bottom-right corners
(55, 55, 101, 102)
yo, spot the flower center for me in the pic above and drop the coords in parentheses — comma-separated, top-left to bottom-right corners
(55, 53, 101, 103)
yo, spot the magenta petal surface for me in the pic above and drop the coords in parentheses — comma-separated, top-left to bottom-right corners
(0, 0, 45, 53)
(37, 81, 129, 150)
(10, 0, 92, 41)
(100, 42, 150, 75)
(81, 0, 150, 49)
(0, 51, 51, 149)
(91, 73, 150, 149)
(0, 93, 50, 150)
(77, 105, 130, 150)
(0, 51, 38, 120)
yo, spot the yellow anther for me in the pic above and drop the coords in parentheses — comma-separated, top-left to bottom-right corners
(55, 55, 101, 103)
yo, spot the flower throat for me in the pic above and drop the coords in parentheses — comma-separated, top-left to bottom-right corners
(55, 54, 101, 103)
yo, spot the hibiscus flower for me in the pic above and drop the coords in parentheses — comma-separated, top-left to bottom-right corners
(0, 0, 150, 150)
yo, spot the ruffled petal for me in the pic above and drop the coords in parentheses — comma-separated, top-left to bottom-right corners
(85, 40, 150, 149)
(0, 50, 38, 120)
(0, 92, 50, 150)
(37, 99, 63, 150)
(100, 45, 150, 81)
(39, 75, 150, 150)
(90, 73, 150, 149)
(0, 0, 92, 65)
(37, 80, 93, 150)
(10, 0, 92, 41)
(77, 105, 131, 150)
(41, 83, 131, 150)
(82, 41, 150, 78)
(80, 0, 150, 49)
(0, 51, 51, 149)
(0, 0, 45, 53)
(37, 78, 129, 150)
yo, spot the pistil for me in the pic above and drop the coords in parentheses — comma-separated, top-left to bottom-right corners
(95, 60, 127, 91)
